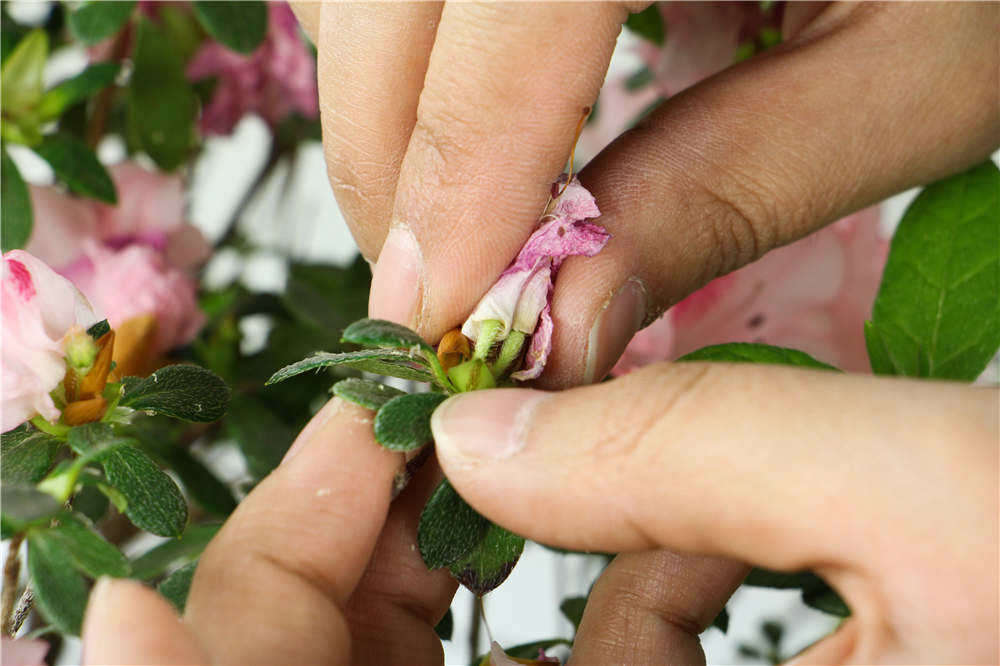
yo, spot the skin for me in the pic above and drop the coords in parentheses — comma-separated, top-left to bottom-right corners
(82, 2, 999, 664)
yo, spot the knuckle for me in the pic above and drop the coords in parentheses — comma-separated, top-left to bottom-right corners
(692, 173, 778, 278)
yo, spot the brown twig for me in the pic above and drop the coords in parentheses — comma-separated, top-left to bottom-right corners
(8, 586, 33, 637)
(391, 444, 434, 500)
(2, 533, 24, 636)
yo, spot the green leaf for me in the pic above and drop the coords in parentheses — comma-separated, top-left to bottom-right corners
(191, 1, 268, 55)
(332, 377, 405, 411)
(1, 148, 33, 250)
(866, 161, 1000, 380)
(624, 5, 665, 46)
(267, 349, 432, 385)
(127, 19, 196, 170)
(27, 530, 90, 635)
(434, 607, 453, 641)
(712, 607, 730, 633)
(341, 318, 433, 353)
(418, 479, 490, 569)
(37, 62, 120, 120)
(0, 29, 47, 114)
(46, 522, 130, 578)
(87, 318, 111, 340)
(678, 342, 839, 371)
(559, 596, 587, 633)
(121, 365, 231, 422)
(67, 422, 130, 458)
(1, 425, 61, 484)
(160, 447, 236, 516)
(157, 559, 198, 613)
(283, 260, 370, 334)
(68, 2, 137, 44)
(625, 66, 653, 91)
(72, 484, 109, 523)
(225, 395, 295, 479)
(802, 582, 850, 617)
(34, 132, 117, 203)
(100, 445, 188, 537)
(131, 523, 220, 581)
(743, 567, 825, 589)
(473, 639, 571, 665)
(1, 485, 63, 536)
(448, 522, 525, 596)
(373, 392, 447, 451)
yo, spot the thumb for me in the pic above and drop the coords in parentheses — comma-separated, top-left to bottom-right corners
(431, 362, 995, 575)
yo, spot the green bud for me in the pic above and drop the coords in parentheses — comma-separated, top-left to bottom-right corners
(447, 359, 496, 393)
(472, 319, 505, 361)
(65, 328, 99, 372)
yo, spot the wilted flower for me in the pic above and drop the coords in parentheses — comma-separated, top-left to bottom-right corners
(1, 250, 99, 432)
(461, 176, 609, 381)
(187, 2, 318, 135)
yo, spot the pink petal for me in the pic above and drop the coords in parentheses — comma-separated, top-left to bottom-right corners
(511, 299, 553, 381)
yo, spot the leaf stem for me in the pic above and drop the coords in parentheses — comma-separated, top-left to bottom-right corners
(491, 330, 526, 378)
(2, 534, 24, 636)
(28, 417, 69, 439)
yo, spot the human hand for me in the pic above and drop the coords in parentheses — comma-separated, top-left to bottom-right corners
(431, 363, 999, 663)
(293, 2, 998, 387)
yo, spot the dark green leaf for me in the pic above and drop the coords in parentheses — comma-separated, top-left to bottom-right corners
(1, 425, 61, 484)
(1, 485, 63, 536)
(560, 596, 587, 633)
(678, 342, 839, 371)
(624, 5, 665, 46)
(67, 1, 136, 45)
(373, 392, 447, 451)
(46, 522, 130, 578)
(418, 479, 490, 569)
(345, 358, 436, 383)
(157, 560, 198, 613)
(1, 11, 31, 64)
(37, 62, 120, 119)
(160, 447, 236, 516)
(100, 445, 188, 537)
(34, 132, 117, 202)
(448, 522, 525, 596)
(131, 523, 220, 580)
(86, 318, 111, 340)
(762, 620, 784, 646)
(72, 484, 109, 523)
(67, 422, 126, 457)
(191, 1, 267, 55)
(802, 581, 850, 617)
(1, 149, 33, 250)
(121, 365, 230, 422)
(332, 377, 405, 411)
(267, 349, 431, 385)
(127, 19, 196, 170)
(283, 260, 370, 334)
(866, 161, 1000, 380)
(625, 66, 653, 91)
(28, 529, 90, 635)
(743, 567, 825, 589)
(1, 29, 47, 113)
(341, 318, 433, 352)
(433, 607, 453, 641)
(225, 395, 295, 479)
(712, 607, 730, 633)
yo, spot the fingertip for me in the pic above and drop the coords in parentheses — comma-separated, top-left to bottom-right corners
(369, 225, 423, 330)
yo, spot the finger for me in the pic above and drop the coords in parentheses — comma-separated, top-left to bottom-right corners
(313, 2, 442, 262)
(570, 551, 747, 665)
(369, 3, 644, 336)
(541, 2, 1000, 386)
(185, 398, 402, 664)
(83, 578, 208, 665)
(431, 364, 997, 578)
(287, 2, 319, 44)
(346, 460, 458, 664)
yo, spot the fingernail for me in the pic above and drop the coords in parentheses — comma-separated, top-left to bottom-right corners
(82, 576, 114, 664)
(583, 279, 647, 384)
(369, 225, 422, 327)
(431, 389, 550, 462)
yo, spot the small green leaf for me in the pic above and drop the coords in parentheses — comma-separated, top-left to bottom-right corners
(802, 581, 850, 617)
(87, 318, 111, 340)
(434, 608, 453, 641)
(157, 559, 198, 613)
(34, 132, 117, 203)
(1, 485, 63, 536)
(1, 148, 33, 250)
(373, 392, 447, 451)
(625, 66, 653, 91)
(267, 349, 431, 385)
(341, 318, 433, 353)
(127, 19, 196, 170)
(67, 1, 137, 45)
(712, 607, 730, 633)
(67, 422, 125, 457)
(191, 1, 268, 55)
(131, 523, 220, 581)
(867, 160, 1000, 380)
(448, 522, 525, 596)
(121, 365, 231, 422)
(28, 530, 90, 635)
(559, 596, 587, 633)
(37, 62, 120, 120)
(101, 445, 188, 537)
(332, 377, 405, 411)
(418, 479, 490, 569)
(678, 342, 840, 371)
(624, 5, 665, 46)
(1, 425, 61, 484)
(0, 29, 47, 114)
(46, 522, 130, 579)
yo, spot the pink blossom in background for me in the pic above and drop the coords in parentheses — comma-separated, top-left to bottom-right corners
(187, 2, 318, 135)
(26, 162, 209, 355)
(2, 251, 99, 432)
(612, 207, 888, 375)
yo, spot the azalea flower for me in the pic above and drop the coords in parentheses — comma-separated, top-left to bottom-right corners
(461, 176, 610, 380)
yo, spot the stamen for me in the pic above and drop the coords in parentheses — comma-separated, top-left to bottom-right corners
(555, 106, 591, 198)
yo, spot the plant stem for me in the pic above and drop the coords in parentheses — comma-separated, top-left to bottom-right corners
(85, 30, 131, 149)
(28, 417, 69, 439)
(8, 586, 33, 637)
(469, 595, 483, 658)
(2, 534, 24, 636)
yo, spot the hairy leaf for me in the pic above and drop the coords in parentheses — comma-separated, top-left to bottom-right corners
(157, 559, 198, 613)
(332, 377, 405, 411)
(46, 522, 130, 578)
(101, 446, 188, 537)
(267, 348, 431, 385)
(28, 529, 90, 635)
(1, 485, 63, 536)
(373, 392, 447, 451)
(121, 365, 230, 422)
(418, 479, 490, 569)
(449, 523, 525, 596)
(341, 318, 433, 352)
(1, 425, 61, 484)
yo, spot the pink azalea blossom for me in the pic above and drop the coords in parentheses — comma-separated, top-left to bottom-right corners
(462, 177, 609, 380)
(2, 251, 99, 432)
(612, 207, 888, 375)
(187, 2, 318, 135)
(26, 162, 209, 355)
(0, 637, 49, 666)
